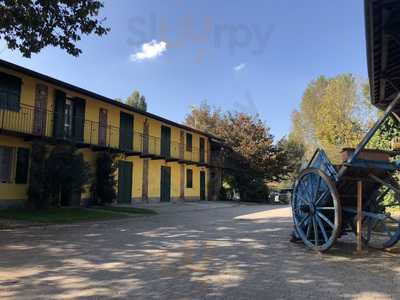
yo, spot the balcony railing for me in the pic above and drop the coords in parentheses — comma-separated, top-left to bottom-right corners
(0, 104, 211, 165)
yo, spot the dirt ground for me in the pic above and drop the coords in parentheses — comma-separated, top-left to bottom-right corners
(0, 202, 399, 299)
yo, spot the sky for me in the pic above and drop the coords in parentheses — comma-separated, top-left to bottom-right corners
(0, 0, 368, 140)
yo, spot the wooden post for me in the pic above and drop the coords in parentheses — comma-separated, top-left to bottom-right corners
(356, 180, 363, 254)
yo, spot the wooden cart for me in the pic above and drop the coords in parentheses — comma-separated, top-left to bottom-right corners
(292, 94, 400, 252)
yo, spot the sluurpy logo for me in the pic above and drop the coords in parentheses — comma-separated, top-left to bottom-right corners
(127, 12, 274, 63)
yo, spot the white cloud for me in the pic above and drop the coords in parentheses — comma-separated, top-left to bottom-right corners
(233, 63, 246, 72)
(130, 40, 167, 61)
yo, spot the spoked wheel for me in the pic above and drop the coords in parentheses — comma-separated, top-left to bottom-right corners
(356, 176, 400, 249)
(292, 168, 342, 252)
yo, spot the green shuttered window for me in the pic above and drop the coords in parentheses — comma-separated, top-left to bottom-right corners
(53, 90, 66, 138)
(53, 91, 86, 141)
(0, 72, 22, 112)
(72, 97, 86, 141)
(119, 112, 134, 151)
(186, 133, 192, 152)
(15, 148, 30, 184)
(161, 125, 171, 157)
(0, 146, 13, 183)
(199, 137, 205, 163)
(0, 147, 30, 184)
(186, 169, 193, 188)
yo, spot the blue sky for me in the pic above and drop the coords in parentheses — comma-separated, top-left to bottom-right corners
(0, 0, 367, 139)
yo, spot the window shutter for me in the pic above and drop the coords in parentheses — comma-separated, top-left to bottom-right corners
(15, 148, 30, 184)
(200, 137, 205, 163)
(119, 112, 134, 151)
(186, 169, 193, 188)
(186, 133, 192, 152)
(53, 90, 66, 138)
(161, 126, 171, 157)
(0, 147, 12, 183)
(0, 72, 21, 112)
(73, 97, 86, 142)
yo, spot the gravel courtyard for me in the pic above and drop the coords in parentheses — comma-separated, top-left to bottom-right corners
(0, 202, 399, 300)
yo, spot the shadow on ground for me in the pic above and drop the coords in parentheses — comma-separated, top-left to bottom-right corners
(0, 204, 399, 299)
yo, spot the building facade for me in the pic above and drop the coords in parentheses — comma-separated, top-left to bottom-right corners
(0, 60, 223, 208)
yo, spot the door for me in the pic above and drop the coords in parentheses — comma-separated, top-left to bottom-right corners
(33, 84, 48, 136)
(118, 161, 133, 204)
(99, 108, 108, 146)
(119, 112, 134, 151)
(160, 125, 171, 157)
(199, 137, 205, 163)
(160, 166, 171, 202)
(200, 170, 206, 200)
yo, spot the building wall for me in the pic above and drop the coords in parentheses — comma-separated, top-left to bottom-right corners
(184, 166, 208, 199)
(147, 160, 181, 199)
(0, 65, 217, 207)
(127, 155, 144, 200)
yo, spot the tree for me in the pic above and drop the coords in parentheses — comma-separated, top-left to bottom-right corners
(185, 103, 294, 202)
(275, 136, 306, 185)
(290, 74, 375, 163)
(94, 151, 117, 205)
(290, 76, 330, 159)
(315, 75, 366, 161)
(45, 144, 92, 207)
(184, 100, 222, 135)
(222, 113, 295, 201)
(0, 0, 109, 57)
(27, 141, 50, 209)
(368, 115, 400, 150)
(126, 90, 147, 111)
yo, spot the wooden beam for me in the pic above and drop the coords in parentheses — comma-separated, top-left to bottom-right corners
(356, 180, 363, 255)
(379, 8, 391, 103)
(369, 173, 400, 194)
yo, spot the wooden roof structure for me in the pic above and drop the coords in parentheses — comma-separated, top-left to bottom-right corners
(365, 0, 400, 109)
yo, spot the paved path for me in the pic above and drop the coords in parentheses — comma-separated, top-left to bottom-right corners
(0, 202, 399, 300)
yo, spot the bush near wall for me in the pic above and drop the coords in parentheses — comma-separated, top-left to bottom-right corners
(94, 151, 117, 205)
(27, 142, 92, 209)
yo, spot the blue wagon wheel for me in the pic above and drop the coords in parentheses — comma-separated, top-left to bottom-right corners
(292, 168, 342, 252)
(357, 177, 400, 249)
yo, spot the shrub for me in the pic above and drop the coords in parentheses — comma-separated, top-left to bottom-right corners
(45, 144, 92, 207)
(94, 151, 117, 205)
(27, 141, 50, 209)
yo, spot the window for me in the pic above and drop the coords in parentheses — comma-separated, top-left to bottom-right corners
(160, 125, 171, 157)
(0, 72, 21, 112)
(186, 169, 193, 188)
(186, 133, 192, 152)
(199, 137, 205, 162)
(0, 146, 13, 183)
(15, 148, 30, 184)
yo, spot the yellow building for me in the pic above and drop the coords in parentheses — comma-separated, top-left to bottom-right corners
(0, 59, 223, 208)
